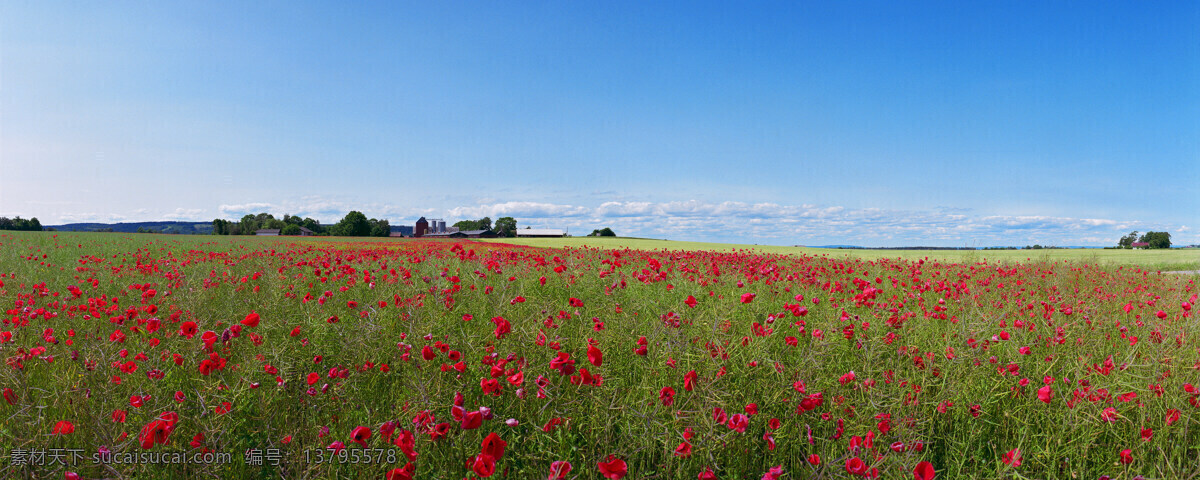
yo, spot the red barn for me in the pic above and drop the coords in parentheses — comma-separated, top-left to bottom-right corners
(414, 217, 428, 237)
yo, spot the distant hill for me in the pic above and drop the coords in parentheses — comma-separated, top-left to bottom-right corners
(47, 221, 214, 234)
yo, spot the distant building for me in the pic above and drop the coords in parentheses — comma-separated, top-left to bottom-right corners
(298, 227, 316, 236)
(461, 229, 498, 238)
(255, 229, 281, 236)
(424, 231, 467, 238)
(414, 217, 428, 237)
(516, 228, 566, 238)
(428, 218, 446, 234)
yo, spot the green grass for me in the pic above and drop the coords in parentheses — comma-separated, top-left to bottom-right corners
(481, 237, 1200, 271)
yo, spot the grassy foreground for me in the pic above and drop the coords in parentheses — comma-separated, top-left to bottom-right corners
(482, 237, 1200, 271)
(0, 231, 1197, 480)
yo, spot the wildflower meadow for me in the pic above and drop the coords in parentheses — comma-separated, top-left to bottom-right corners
(1, 231, 1196, 480)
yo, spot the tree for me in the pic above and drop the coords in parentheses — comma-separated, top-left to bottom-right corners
(453, 217, 495, 232)
(301, 218, 324, 234)
(239, 214, 260, 235)
(333, 211, 371, 236)
(494, 217, 517, 237)
(1118, 231, 1139, 249)
(1140, 231, 1172, 249)
(368, 218, 391, 237)
(281, 224, 301, 236)
(589, 228, 616, 237)
(0, 216, 42, 231)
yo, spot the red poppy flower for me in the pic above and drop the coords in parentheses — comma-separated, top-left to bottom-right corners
(727, 414, 749, 433)
(1166, 409, 1181, 426)
(491, 316, 511, 339)
(660, 386, 675, 406)
(52, 420, 75, 435)
(684, 370, 698, 391)
(481, 432, 506, 460)
(597, 455, 628, 479)
(761, 465, 784, 480)
(241, 311, 260, 328)
(1002, 448, 1022, 467)
(542, 417, 564, 432)
(548, 461, 572, 480)
(674, 441, 692, 457)
(712, 407, 727, 424)
(386, 464, 415, 480)
(178, 321, 198, 338)
(685, 295, 697, 308)
(351, 426, 371, 447)
(394, 429, 418, 461)
(845, 457, 867, 476)
(587, 344, 603, 367)
(462, 411, 483, 430)
(1119, 449, 1133, 464)
(740, 292, 756, 304)
(473, 453, 496, 477)
(913, 461, 935, 480)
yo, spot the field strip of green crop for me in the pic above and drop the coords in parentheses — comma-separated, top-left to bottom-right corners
(479, 237, 1200, 271)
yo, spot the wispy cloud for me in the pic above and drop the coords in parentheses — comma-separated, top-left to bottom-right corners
(448, 201, 590, 219)
(218, 203, 275, 217)
(162, 208, 206, 220)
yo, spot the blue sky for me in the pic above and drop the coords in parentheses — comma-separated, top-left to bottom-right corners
(2, 1, 1196, 246)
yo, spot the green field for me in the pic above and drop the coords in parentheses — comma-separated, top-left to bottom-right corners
(2, 230, 1198, 479)
(481, 237, 1200, 271)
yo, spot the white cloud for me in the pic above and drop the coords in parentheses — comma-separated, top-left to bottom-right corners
(218, 203, 274, 217)
(448, 201, 590, 219)
(162, 208, 206, 220)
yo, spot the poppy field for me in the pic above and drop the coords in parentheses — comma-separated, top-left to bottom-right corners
(1, 231, 1197, 480)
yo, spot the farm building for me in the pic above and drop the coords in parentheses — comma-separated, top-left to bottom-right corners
(517, 228, 566, 238)
(254, 229, 280, 236)
(298, 227, 316, 236)
(414, 217, 428, 237)
(424, 231, 467, 238)
(461, 229, 498, 238)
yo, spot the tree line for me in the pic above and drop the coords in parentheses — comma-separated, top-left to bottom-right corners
(0, 216, 43, 231)
(452, 216, 518, 237)
(210, 212, 390, 237)
(1117, 231, 1172, 249)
